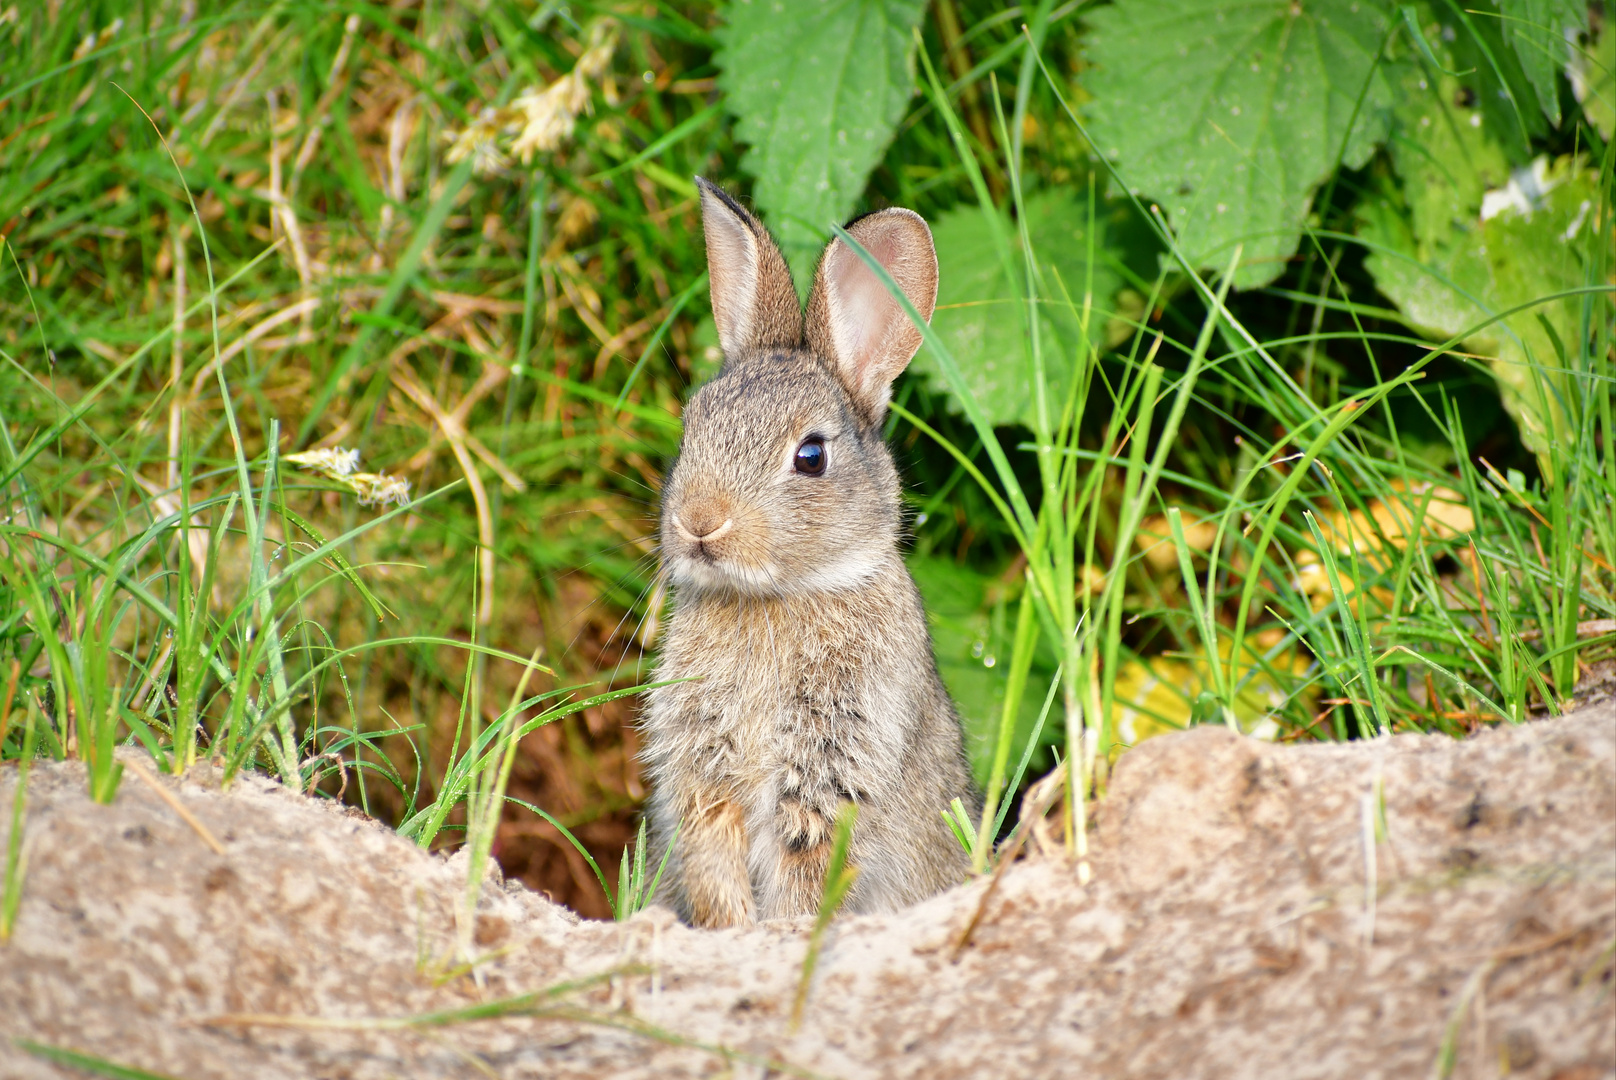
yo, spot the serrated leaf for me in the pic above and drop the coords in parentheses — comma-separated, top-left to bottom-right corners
(1496, 0, 1585, 127)
(716, 0, 929, 287)
(1360, 64, 1600, 468)
(1380, 67, 1513, 252)
(1568, 10, 1614, 139)
(910, 189, 1120, 428)
(1082, 0, 1395, 288)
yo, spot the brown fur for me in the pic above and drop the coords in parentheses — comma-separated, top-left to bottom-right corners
(641, 181, 977, 927)
(681, 792, 752, 927)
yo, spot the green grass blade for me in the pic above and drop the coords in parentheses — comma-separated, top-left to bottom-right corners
(15, 1039, 185, 1080)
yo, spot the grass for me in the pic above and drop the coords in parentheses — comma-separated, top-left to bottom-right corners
(1, 0, 708, 916)
(791, 802, 860, 1031)
(14, 1039, 187, 1080)
(16, 966, 829, 1080)
(0, 0, 1612, 941)
(192, 967, 832, 1079)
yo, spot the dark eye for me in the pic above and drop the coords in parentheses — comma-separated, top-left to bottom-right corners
(794, 437, 827, 476)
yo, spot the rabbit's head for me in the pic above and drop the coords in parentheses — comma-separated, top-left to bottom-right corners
(660, 179, 938, 598)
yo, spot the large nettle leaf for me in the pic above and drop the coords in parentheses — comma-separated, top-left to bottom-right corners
(716, 0, 929, 288)
(1082, 0, 1395, 288)
(911, 189, 1120, 428)
(1496, 0, 1585, 127)
(1358, 58, 1602, 468)
(1568, 8, 1614, 140)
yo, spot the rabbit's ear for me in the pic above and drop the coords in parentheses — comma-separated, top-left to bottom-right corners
(697, 178, 802, 358)
(805, 208, 937, 423)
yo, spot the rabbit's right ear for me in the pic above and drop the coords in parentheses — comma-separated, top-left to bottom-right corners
(804, 208, 938, 425)
(697, 178, 802, 358)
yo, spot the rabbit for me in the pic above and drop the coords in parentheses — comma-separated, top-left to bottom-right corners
(640, 177, 979, 929)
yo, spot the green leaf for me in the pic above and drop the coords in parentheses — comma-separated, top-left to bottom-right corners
(1082, 0, 1396, 288)
(911, 189, 1119, 428)
(908, 555, 1056, 785)
(1495, 0, 1585, 127)
(1381, 68, 1513, 253)
(1359, 64, 1600, 467)
(716, 0, 929, 286)
(1568, 10, 1614, 139)
(1435, 0, 1549, 154)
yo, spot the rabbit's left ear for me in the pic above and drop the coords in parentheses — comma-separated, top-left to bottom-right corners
(805, 208, 938, 424)
(698, 177, 803, 359)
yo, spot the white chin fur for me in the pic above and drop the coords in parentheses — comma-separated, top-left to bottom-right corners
(668, 548, 883, 597)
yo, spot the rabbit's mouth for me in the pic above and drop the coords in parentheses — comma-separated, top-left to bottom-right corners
(670, 558, 785, 595)
(662, 510, 783, 594)
(664, 522, 887, 598)
(665, 507, 767, 590)
(666, 544, 782, 595)
(664, 495, 891, 596)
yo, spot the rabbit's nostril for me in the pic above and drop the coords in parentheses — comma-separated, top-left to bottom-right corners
(674, 502, 734, 543)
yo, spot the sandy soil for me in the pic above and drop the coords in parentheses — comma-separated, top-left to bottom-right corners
(0, 704, 1611, 1080)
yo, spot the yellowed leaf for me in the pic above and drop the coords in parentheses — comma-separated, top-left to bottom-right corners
(1108, 635, 1314, 752)
(1135, 510, 1220, 573)
(1295, 480, 1473, 610)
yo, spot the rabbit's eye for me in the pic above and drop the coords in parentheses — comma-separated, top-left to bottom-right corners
(793, 437, 827, 476)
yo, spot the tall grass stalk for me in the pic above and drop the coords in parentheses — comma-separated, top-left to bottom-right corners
(1, 697, 39, 941)
(790, 802, 859, 1032)
(457, 643, 549, 963)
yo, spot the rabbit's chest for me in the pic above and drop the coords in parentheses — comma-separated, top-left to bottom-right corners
(685, 625, 871, 724)
(657, 598, 900, 772)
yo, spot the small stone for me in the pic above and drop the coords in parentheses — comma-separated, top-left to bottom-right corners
(1499, 1028, 1538, 1071)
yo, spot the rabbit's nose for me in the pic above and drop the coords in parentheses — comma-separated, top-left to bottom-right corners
(674, 500, 734, 543)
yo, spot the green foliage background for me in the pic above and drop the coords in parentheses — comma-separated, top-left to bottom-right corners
(0, 0, 1611, 907)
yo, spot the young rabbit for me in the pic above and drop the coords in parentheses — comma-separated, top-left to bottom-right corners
(641, 178, 978, 928)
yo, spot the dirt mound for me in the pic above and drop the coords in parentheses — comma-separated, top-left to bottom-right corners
(1, 707, 1612, 1079)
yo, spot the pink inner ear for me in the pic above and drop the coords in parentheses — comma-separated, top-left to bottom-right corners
(807, 207, 936, 416)
(832, 232, 918, 395)
(831, 248, 893, 387)
(701, 191, 761, 357)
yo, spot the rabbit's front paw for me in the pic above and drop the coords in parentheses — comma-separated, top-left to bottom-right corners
(777, 797, 835, 853)
(769, 798, 844, 917)
(682, 795, 754, 929)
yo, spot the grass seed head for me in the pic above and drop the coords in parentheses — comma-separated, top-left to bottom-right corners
(444, 18, 620, 175)
(285, 448, 409, 508)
